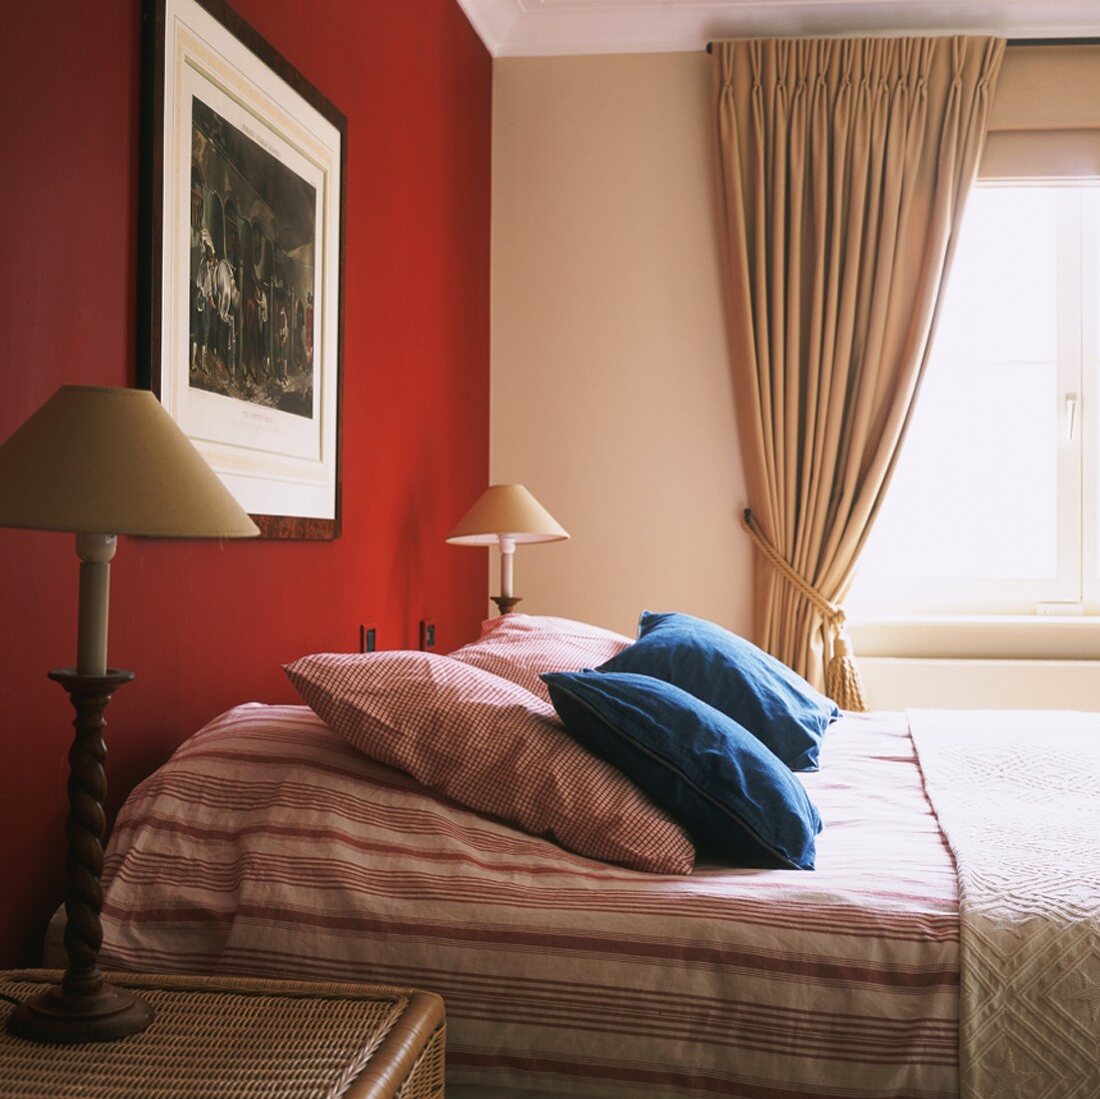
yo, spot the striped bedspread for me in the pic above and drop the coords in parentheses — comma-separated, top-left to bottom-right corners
(86, 704, 959, 1098)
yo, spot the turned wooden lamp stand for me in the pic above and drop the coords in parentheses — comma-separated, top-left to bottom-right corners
(9, 668, 153, 1042)
(0, 386, 259, 1044)
(14, 669, 151, 1042)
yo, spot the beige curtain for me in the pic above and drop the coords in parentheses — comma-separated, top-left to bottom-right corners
(713, 36, 1004, 697)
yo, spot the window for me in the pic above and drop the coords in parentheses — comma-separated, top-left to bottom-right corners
(849, 185, 1100, 616)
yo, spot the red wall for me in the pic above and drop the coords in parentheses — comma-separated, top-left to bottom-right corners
(0, 1, 491, 965)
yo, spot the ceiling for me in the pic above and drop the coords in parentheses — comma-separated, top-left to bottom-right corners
(456, 0, 1100, 57)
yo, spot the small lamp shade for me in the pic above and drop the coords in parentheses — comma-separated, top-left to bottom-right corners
(0, 385, 259, 538)
(446, 484, 568, 546)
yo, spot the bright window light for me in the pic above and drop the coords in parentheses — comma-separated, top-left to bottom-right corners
(849, 186, 1100, 616)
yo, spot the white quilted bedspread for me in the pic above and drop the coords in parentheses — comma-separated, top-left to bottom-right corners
(908, 710, 1100, 1099)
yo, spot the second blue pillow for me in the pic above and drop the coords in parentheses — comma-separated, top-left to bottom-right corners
(598, 611, 838, 771)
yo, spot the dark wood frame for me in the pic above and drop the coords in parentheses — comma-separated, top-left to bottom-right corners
(138, 0, 346, 540)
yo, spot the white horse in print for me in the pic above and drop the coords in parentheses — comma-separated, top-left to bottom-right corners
(212, 257, 240, 380)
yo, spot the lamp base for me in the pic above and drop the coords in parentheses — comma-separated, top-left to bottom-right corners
(491, 595, 522, 615)
(4, 667, 155, 1044)
(7, 977, 154, 1044)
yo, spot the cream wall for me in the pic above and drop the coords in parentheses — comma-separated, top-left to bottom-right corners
(491, 53, 752, 637)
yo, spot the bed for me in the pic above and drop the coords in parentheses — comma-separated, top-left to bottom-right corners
(47, 620, 1099, 1098)
(60, 703, 963, 1097)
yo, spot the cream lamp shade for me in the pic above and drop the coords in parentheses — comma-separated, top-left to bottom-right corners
(0, 385, 260, 538)
(447, 484, 568, 609)
(446, 484, 568, 546)
(0, 384, 258, 677)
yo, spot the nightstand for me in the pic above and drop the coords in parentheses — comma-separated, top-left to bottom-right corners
(0, 969, 445, 1098)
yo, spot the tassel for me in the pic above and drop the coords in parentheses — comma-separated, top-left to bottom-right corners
(824, 627, 869, 713)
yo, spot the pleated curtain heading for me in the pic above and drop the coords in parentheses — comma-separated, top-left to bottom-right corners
(712, 35, 1005, 708)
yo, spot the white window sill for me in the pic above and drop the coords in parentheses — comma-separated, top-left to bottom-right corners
(847, 614, 1100, 662)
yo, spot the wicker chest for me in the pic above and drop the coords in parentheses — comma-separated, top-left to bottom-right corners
(0, 970, 445, 1098)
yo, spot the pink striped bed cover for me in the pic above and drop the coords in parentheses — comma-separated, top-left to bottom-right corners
(86, 704, 959, 1098)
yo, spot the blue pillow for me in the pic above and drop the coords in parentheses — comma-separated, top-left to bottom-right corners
(542, 670, 822, 870)
(597, 611, 838, 771)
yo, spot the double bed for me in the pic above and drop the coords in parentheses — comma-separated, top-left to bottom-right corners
(46, 616, 1099, 1097)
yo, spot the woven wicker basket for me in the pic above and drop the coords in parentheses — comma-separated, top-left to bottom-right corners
(0, 969, 445, 1099)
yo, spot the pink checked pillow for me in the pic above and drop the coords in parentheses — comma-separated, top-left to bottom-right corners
(284, 651, 694, 875)
(450, 614, 632, 702)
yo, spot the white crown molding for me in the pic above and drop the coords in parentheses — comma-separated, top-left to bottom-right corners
(455, 0, 524, 56)
(457, 0, 1100, 57)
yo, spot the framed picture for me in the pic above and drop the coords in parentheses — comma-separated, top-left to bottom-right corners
(139, 0, 345, 539)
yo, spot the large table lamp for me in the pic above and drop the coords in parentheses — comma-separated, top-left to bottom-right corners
(447, 484, 568, 615)
(0, 385, 259, 1043)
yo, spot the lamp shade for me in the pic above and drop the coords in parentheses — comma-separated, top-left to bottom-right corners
(0, 386, 259, 538)
(446, 484, 568, 546)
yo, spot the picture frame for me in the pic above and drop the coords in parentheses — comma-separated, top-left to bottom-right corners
(139, 0, 345, 539)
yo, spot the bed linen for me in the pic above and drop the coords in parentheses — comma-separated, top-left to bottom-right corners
(908, 710, 1100, 1099)
(63, 703, 959, 1098)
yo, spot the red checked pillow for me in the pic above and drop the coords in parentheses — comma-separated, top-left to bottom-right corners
(284, 651, 695, 875)
(450, 614, 632, 702)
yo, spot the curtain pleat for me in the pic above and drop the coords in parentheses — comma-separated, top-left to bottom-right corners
(713, 35, 1004, 694)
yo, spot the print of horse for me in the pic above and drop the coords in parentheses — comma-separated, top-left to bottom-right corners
(212, 257, 240, 379)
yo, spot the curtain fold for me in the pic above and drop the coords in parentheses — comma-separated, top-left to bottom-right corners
(713, 35, 1005, 697)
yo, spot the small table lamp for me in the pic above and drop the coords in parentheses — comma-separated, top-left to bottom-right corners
(0, 385, 259, 1044)
(447, 484, 568, 615)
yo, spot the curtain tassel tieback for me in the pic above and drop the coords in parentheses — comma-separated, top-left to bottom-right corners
(824, 622, 868, 715)
(740, 509, 868, 712)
